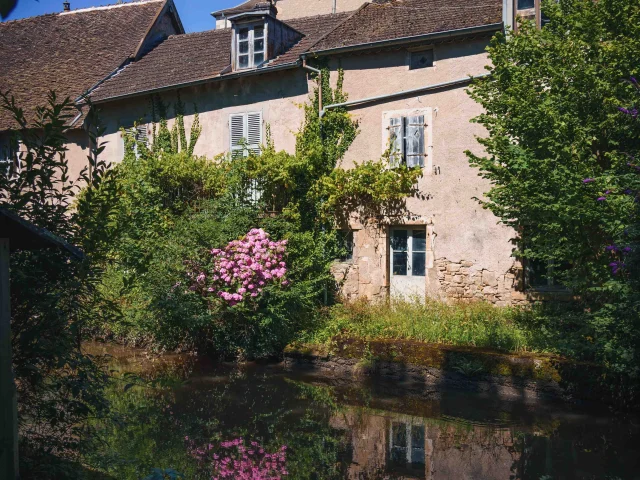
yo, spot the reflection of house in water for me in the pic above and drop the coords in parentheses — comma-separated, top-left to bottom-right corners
(331, 410, 519, 479)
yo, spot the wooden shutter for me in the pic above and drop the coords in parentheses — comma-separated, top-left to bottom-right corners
(388, 117, 405, 168)
(230, 114, 246, 158)
(405, 115, 425, 168)
(136, 125, 149, 146)
(246, 112, 262, 155)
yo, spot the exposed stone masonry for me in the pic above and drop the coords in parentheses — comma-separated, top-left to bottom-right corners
(436, 258, 528, 306)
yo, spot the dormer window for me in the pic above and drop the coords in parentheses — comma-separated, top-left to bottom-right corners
(237, 24, 266, 69)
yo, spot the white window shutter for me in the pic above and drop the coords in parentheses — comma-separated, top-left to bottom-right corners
(136, 125, 149, 146)
(246, 112, 262, 155)
(405, 115, 425, 168)
(230, 114, 246, 158)
(389, 117, 405, 168)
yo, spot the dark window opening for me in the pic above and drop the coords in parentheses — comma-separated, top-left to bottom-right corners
(525, 258, 570, 290)
(517, 0, 535, 9)
(409, 49, 434, 70)
(337, 230, 354, 262)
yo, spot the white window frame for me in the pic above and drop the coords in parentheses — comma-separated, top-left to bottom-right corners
(389, 421, 426, 465)
(229, 111, 263, 158)
(0, 139, 21, 179)
(390, 228, 427, 278)
(235, 23, 266, 70)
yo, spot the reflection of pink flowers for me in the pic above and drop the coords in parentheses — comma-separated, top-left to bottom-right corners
(186, 229, 289, 307)
(187, 437, 288, 479)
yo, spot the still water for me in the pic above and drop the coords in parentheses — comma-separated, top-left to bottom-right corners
(83, 343, 640, 480)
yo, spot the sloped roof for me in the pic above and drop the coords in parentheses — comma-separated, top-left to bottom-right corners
(91, 0, 503, 103)
(309, 0, 503, 53)
(0, 0, 172, 131)
(91, 11, 351, 102)
(211, 0, 270, 19)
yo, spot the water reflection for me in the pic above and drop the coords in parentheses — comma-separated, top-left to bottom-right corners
(82, 343, 640, 480)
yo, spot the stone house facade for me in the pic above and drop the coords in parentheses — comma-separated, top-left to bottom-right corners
(1, 0, 546, 305)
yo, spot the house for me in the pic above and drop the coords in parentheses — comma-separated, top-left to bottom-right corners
(0, 0, 546, 304)
(0, 0, 184, 180)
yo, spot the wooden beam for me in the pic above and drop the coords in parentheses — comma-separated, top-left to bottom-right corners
(0, 238, 18, 479)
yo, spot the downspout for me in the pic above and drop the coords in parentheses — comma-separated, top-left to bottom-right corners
(302, 58, 322, 116)
(319, 74, 490, 118)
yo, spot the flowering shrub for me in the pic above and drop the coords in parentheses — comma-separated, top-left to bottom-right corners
(187, 229, 288, 307)
(187, 437, 288, 480)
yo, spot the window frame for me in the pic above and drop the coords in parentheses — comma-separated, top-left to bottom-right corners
(336, 229, 355, 263)
(390, 228, 427, 278)
(229, 111, 263, 158)
(0, 138, 21, 179)
(408, 48, 435, 71)
(235, 22, 267, 70)
(387, 113, 428, 169)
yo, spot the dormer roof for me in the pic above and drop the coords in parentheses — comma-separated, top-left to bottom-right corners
(212, 0, 275, 20)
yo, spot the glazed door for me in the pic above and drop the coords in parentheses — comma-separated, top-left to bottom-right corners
(390, 228, 426, 300)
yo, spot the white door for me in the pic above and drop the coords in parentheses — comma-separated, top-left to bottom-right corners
(390, 228, 427, 300)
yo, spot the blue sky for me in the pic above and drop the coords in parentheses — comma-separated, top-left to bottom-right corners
(3, 0, 240, 32)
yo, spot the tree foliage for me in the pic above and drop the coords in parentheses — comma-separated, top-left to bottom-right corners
(466, 0, 640, 396)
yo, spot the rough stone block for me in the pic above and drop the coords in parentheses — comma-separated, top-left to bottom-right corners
(461, 260, 474, 267)
(447, 263, 462, 273)
(452, 275, 463, 284)
(482, 270, 498, 287)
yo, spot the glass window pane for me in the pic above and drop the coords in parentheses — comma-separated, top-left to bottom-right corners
(517, 0, 534, 8)
(412, 229, 426, 252)
(392, 423, 407, 447)
(239, 41, 249, 54)
(412, 252, 426, 276)
(393, 252, 408, 276)
(239, 28, 249, 40)
(254, 53, 264, 65)
(391, 230, 407, 251)
(239, 55, 249, 68)
(254, 26, 264, 38)
(254, 38, 264, 52)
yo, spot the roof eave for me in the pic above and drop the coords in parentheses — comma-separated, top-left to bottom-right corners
(92, 60, 302, 104)
(305, 22, 504, 58)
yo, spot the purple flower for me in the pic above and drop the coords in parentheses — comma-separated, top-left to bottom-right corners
(597, 197, 607, 202)
(582, 178, 595, 184)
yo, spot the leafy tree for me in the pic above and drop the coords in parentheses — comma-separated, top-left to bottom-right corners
(466, 0, 640, 397)
(0, 91, 112, 476)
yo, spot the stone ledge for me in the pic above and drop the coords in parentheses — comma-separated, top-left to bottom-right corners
(284, 337, 604, 405)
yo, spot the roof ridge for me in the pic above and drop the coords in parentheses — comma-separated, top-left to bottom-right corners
(165, 27, 230, 41)
(283, 10, 353, 25)
(59, 0, 163, 15)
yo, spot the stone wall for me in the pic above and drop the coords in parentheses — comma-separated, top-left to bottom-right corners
(435, 257, 527, 306)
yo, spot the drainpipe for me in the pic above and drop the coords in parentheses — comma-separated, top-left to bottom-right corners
(319, 74, 490, 118)
(332, 0, 337, 14)
(302, 59, 322, 116)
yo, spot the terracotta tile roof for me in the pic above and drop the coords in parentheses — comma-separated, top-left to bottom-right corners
(91, 28, 233, 101)
(269, 12, 351, 65)
(91, 12, 351, 101)
(91, 0, 502, 103)
(0, 0, 168, 131)
(309, 0, 503, 53)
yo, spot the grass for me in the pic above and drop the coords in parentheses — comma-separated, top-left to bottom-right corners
(300, 298, 555, 355)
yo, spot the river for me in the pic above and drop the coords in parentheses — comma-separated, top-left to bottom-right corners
(81, 342, 640, 480)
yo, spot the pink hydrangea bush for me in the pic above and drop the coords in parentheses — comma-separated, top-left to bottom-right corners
(187, 229, 288, 307)
(186, 437, 288, 480)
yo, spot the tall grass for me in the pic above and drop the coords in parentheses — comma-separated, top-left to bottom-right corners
(303, 299, 545, 354)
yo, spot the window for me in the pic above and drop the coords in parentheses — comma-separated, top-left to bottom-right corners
(229, 112, 262, 158)
(526, 259, 569, 290)
(388, 422, 426, 471)
(336, 230, 354, 262)
(388, 115, 425, 167)
(236, 24, 266, 70)
(390, 229, 426, 277)
(517, 0, 535, 9)
(409, 49, 434, 70)
(0, 139, 20, 179)
(123, 124, 149, 159)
